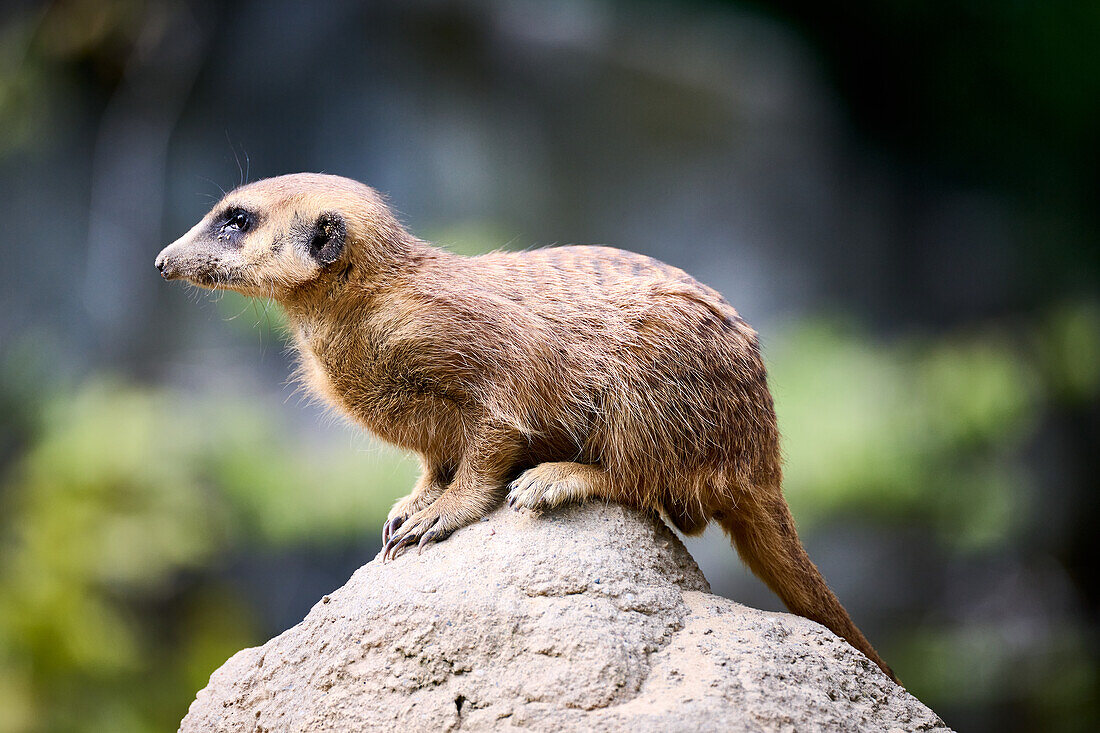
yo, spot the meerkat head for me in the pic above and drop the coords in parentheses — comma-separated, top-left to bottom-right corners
(155, 173, 410, 301)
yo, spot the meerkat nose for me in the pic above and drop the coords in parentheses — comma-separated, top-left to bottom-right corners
(155, 251, 175, 279)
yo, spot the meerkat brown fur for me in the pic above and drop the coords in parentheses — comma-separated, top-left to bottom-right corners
(155, 173, 896, 681)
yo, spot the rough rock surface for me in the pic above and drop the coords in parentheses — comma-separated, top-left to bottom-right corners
(180, 503, 950, 732)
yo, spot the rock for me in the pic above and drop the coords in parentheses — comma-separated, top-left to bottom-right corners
(180, 503, 950, 732)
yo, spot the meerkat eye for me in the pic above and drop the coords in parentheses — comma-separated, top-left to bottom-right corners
(223, 210, 252, 232)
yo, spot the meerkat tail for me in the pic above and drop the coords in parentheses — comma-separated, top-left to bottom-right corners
(716, 488, 898, 683)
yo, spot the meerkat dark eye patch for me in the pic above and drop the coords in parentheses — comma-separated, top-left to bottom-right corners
(224, 209, 252, 232)
(210, 207, 256, 244)
(307, 212, 347, 266)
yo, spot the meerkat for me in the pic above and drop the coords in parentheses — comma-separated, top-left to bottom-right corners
(155, 173, 896, 681)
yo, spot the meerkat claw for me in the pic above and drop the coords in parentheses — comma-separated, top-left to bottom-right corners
(382, 515, 405, 545)
(417, 530, 440, 553)
(395, 534, 417, 558)
(382, 531, 400, 560)
(383, 532, 416, 561)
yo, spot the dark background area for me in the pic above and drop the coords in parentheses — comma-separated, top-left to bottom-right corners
(0, 1, 1097, 731)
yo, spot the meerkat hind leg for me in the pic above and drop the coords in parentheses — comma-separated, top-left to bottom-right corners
(507, 461, 612, 511)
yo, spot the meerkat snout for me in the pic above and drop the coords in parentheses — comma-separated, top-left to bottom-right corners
(154, 203, 261, 288)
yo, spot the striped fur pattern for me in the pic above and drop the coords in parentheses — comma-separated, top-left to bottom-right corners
(155, 173, 896, 681)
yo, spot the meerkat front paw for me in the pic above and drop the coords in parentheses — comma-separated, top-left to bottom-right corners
(382, 489, 492, 561)
(382, 489, 443, 544)
(507, 462, 601, 512)
(381, 505, 450, 561)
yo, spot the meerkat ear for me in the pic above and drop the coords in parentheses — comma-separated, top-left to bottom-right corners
(308, 212, 347, 266)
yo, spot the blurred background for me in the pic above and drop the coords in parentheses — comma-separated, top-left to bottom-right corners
(0, 0, 1097, 730)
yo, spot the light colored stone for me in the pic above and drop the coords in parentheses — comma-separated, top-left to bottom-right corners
(180, 503, 950, 732)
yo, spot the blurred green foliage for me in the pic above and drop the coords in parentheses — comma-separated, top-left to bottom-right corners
(775, 304, 1100, 546)
(770, 301, 1100, 730)
(0, 376, 415, 733)
(774, 320, 1039, 549)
